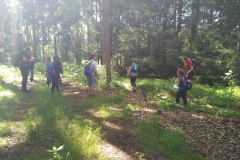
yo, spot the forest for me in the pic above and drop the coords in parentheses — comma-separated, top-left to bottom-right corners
(0, 0, 239, 82)
(0, 0, 240, 160)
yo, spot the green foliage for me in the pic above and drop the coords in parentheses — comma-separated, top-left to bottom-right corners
(47, 145, 65, 160)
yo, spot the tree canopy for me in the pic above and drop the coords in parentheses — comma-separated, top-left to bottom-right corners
(0, 0, 240, 83)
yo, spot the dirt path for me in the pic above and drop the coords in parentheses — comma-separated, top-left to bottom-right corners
(61, 77, 240, 160)
(1, 67, 239, 160)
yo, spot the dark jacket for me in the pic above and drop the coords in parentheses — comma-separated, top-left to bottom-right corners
(178, 76, 187, 91)
(52, 61, 62, 79)
(19, 50, 30, 70)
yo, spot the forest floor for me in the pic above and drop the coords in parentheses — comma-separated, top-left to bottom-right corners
(61, 78, 240, 160)
(0, 66, 240, 160)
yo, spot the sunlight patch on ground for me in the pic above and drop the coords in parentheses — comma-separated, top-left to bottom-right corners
(109, 107, 124, 112)
(123, 82, 131, 90)
(87, 109, 110, 119)
(191, 114, 205, 120)
(0, 90, 15, 97)
(103, 122, 123, 131)
(206, 104, 214, 109)
(100, 140, 134, 160)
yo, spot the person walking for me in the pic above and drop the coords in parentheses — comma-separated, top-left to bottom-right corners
(176, 68, 188, 105)
(127, 63, 138, 92)
(50, 55, 62, 95)
(86, 53, 98, 97)
(183, 53, 194, 80)
(19, 43, 33, 93)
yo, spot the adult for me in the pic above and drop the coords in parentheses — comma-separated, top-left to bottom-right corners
(19, 43, 33, 93)
(86, 53, 98, 97)
(127, 63, 137, 92)
(183, 53, 194, 80)
(51, 55, 62, 95)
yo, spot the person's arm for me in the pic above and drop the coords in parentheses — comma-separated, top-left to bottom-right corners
(186, 60, 193, 78)
(22, 57, 32, 62)
(127, 67, 131, 77)
(94, 67, 98, 79)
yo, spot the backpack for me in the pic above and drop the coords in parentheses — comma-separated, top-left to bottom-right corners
(12, 52, 22, 67)
(186, 79, 193, 90)
(190, 59, 197, 70)
(131, 63, 137, 72)
(48, 62, 56, 76)
(84, 61, 93, 76)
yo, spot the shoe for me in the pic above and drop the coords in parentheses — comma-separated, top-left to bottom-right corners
(88, 94, 91, 97)
(51, 90, 54, 94)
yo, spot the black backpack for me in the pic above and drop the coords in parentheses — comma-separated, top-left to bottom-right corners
(190, 59, 197, 70)
(12, 52, 22, 67)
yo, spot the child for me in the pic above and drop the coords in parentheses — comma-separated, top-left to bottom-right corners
(176, 68, 187, 105)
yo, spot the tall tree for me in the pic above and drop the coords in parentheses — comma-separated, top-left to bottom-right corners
(102, 0, 111, 82)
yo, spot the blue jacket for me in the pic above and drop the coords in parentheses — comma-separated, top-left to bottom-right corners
(178, 76, 187, 91)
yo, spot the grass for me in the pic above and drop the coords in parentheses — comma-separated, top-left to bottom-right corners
(135, 119, 206, 160)
(1, 63, 239, 159)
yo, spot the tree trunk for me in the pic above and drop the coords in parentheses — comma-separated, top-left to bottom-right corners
(75, 26, 82, 65)
(190, 0, 200, 47)
(102, 0, 111, 83)
(54, 27, 57, 56)
(30, 0, 37, 59)
(177, 0, 183, 37)
(238, 32, 240, 55)
(173, 0, 177, 37)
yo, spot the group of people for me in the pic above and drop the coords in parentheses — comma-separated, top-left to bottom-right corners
(126, 53, 194, 105)
(18, 43, 63, 94)
(45, 55, 63, 95)
(18, 43, 194, 104)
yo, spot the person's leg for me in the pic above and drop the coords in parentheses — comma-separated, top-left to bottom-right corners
(176, 91, 181, 104)
(181, 90, 187, 105)
(132, 76, 137, 89)
(21, 69, 29, 91)
(130, 76, 136, 91)
(91, 75, 96, 96)
(87, 76, 92, 96)
(56, 78, 60, 93)
(187, 71, 194, 80)
(47, 76, 50, 87)
(51, 76, 56, 93)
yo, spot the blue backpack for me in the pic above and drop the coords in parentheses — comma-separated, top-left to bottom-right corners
(84, 61, 93, 76)
(186, 79, 193, 90)
(131, 63, 137, 72)
(48, 62, 56, 76)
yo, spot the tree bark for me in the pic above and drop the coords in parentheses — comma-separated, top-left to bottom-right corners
(102, 0, 111, 83)
(54, 27, 57, 56)
(177, 0, 183, 37)
(173, 0, 177, 37)
(190, 0, 200, 47)
(30, 0, 37, 59)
